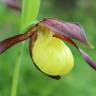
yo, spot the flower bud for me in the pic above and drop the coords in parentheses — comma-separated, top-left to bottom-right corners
(32, 31, 74, 76)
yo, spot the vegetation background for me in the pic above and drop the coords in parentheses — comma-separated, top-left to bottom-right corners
(0, 0, 96, 96)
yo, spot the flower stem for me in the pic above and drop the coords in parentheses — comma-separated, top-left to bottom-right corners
(11, 42, 25, 96)
(11, 0, 40, 96)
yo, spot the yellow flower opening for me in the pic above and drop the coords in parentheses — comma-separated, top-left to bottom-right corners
(32, 30, 74, 76)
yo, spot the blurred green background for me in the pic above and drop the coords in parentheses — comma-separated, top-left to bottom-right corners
(0, 0, 96, 96)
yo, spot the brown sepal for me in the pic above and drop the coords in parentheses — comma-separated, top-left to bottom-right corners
(0, 25, 38, 54)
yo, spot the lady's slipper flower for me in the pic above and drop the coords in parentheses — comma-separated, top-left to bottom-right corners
(0, 18, 96, 80)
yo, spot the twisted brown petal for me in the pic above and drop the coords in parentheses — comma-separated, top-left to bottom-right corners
(79, 48, 96, 70)
(0, 33, 27, 54)
(0, 25, 38, 54)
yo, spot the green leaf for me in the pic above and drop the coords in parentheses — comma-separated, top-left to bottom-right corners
(21, 0, 40, 31)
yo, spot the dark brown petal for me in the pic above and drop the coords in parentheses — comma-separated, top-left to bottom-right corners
(29, 32, 61, 80)
(79, 48, 96, 70)
(0, 25, 38, 54)
(0, 34, 27, 54)
(54, 34, 96, 70)
(39, 18, 93, 48)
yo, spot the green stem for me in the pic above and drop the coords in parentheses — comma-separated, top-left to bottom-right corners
(11, 42, 25, 96)
(11, 0, 40, 96)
